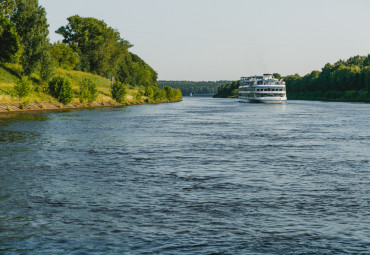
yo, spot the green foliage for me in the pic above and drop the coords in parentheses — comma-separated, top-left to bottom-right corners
(273, 73, 281, 80)
(39, 50, 54, 82)
(153, 86, 166, 101)
(14, 76, 32, 98)
(11, 0, 52, 78)
(0, 0, 17, 18)
(173, 88, 182, 101)
(0, 65, 21, 85)
(158, 80, 229, 96)
(0, 62, 23, 78)
(116, 52, 157, 87)
(231, 88, 239, 97)
(285, 55, 370, 102)
(0, 16, 21, 63)
(56, 15, 131, 77)
(164, 86, 174, 100)
(57, 15, 159, 89)
(111, 81, 126, 103)
(48, 75, 74, 104)
(145, 86, 154, 99)
(50, 42, 79, 70)
(79, 78, 98, 103)
(213, 80, 240, 98)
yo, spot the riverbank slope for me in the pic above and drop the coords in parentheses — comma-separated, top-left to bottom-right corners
(0, 66, 181, 114)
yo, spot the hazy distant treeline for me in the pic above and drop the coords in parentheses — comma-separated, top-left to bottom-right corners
(158, 80, 230, 96)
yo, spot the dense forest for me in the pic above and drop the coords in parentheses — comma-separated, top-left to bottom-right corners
(214, 56, 370, 102)
(0, 0, 181, 105)
(285, 55, 370, 102)
(213, 81, 241, 98)
(158, 80, 230, 96)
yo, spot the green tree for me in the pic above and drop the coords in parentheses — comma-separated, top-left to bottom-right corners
(213, 80, 240, 98)
(14, 76, 32, 98)
(56, 15, 131, 77)
(145, 86, 154, 99)
(116, 52, 158, 87)
(111, 81, 126, 103)
(50, 42, 79, 70)
(0, 15, 20, 63)
(48, 75, 74, 104)
(79, 78, 98, 103)
(273, 73, 281, 80)
(174, 88, 182, 101)
(0, 0, 17, 18)
(11, 0, 52, 78)
(362, 66, 370, 92)
(164, 86, 174, 100)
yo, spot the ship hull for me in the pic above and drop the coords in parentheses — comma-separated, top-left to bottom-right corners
(240, 98, 286, 104)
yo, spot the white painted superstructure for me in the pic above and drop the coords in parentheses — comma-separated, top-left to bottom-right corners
(238, 74, 287, 103)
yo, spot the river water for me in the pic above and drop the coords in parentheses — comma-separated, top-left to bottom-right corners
(0, 97, 369, 254)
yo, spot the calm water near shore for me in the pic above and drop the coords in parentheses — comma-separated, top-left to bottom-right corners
(0, 97, 369, 254)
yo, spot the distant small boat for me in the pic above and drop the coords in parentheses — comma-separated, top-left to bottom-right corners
(238, 74, 287, 104)
(189, 93, 193, 97)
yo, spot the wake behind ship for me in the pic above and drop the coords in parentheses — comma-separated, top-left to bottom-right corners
(238, 74, 287, 103)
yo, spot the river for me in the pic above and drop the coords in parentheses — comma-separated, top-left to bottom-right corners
(0, 97, 369, 254)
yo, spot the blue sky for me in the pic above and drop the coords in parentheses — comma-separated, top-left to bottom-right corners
(40, 0, 370, 81)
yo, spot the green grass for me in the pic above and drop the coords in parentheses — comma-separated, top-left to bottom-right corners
(0, 65, 155, 105)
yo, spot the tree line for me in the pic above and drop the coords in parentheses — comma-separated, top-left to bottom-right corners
(0, 0, 181, 104)
(159, 80, 230, 96)
(214, 56, 370, 102)
(285, 55, 370, 102)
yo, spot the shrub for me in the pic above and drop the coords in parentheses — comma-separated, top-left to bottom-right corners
(164, 86, 174, 100)
(29, 73, 42, 84)
(174, 88, 182, 101)
(145, 86, 154, 98)
(48, 75, 74, 104)
(111, 81, 126, 103)
(1, 63, 24, 78)
(14, 76, 32, 98)
(79, 78, 98, 103)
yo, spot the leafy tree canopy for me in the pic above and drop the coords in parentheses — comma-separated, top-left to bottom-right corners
(0, 15, 21, 63)
(56, 15, 132, 77)
(0, 0, 17, 18)
(11, 0, 51, 77)
(50, 42, 79, 70)
(285, 54, 370, 102)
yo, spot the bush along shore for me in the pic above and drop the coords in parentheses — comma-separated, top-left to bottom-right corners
(0, 1, 182, 114)
(0, 65, 182, 114)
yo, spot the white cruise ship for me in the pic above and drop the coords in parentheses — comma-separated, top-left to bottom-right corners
(238, 74, 287, 103)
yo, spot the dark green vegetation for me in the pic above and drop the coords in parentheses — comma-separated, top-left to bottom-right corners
(48, 75, 74, 104)
(285, 55, 370, 102)
(79, 78, 98, 103)
(111, 81, 127, 104)
(14, 76, 32, 98)
(0, 0, 181, 105)
(213, 81, 240, 98)
(158, 80, 230, 96)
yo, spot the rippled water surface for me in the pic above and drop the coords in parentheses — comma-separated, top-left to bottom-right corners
(1, 98, 369, 254)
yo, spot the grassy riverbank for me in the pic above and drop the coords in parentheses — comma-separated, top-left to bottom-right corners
(0, 65, 181, 113)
